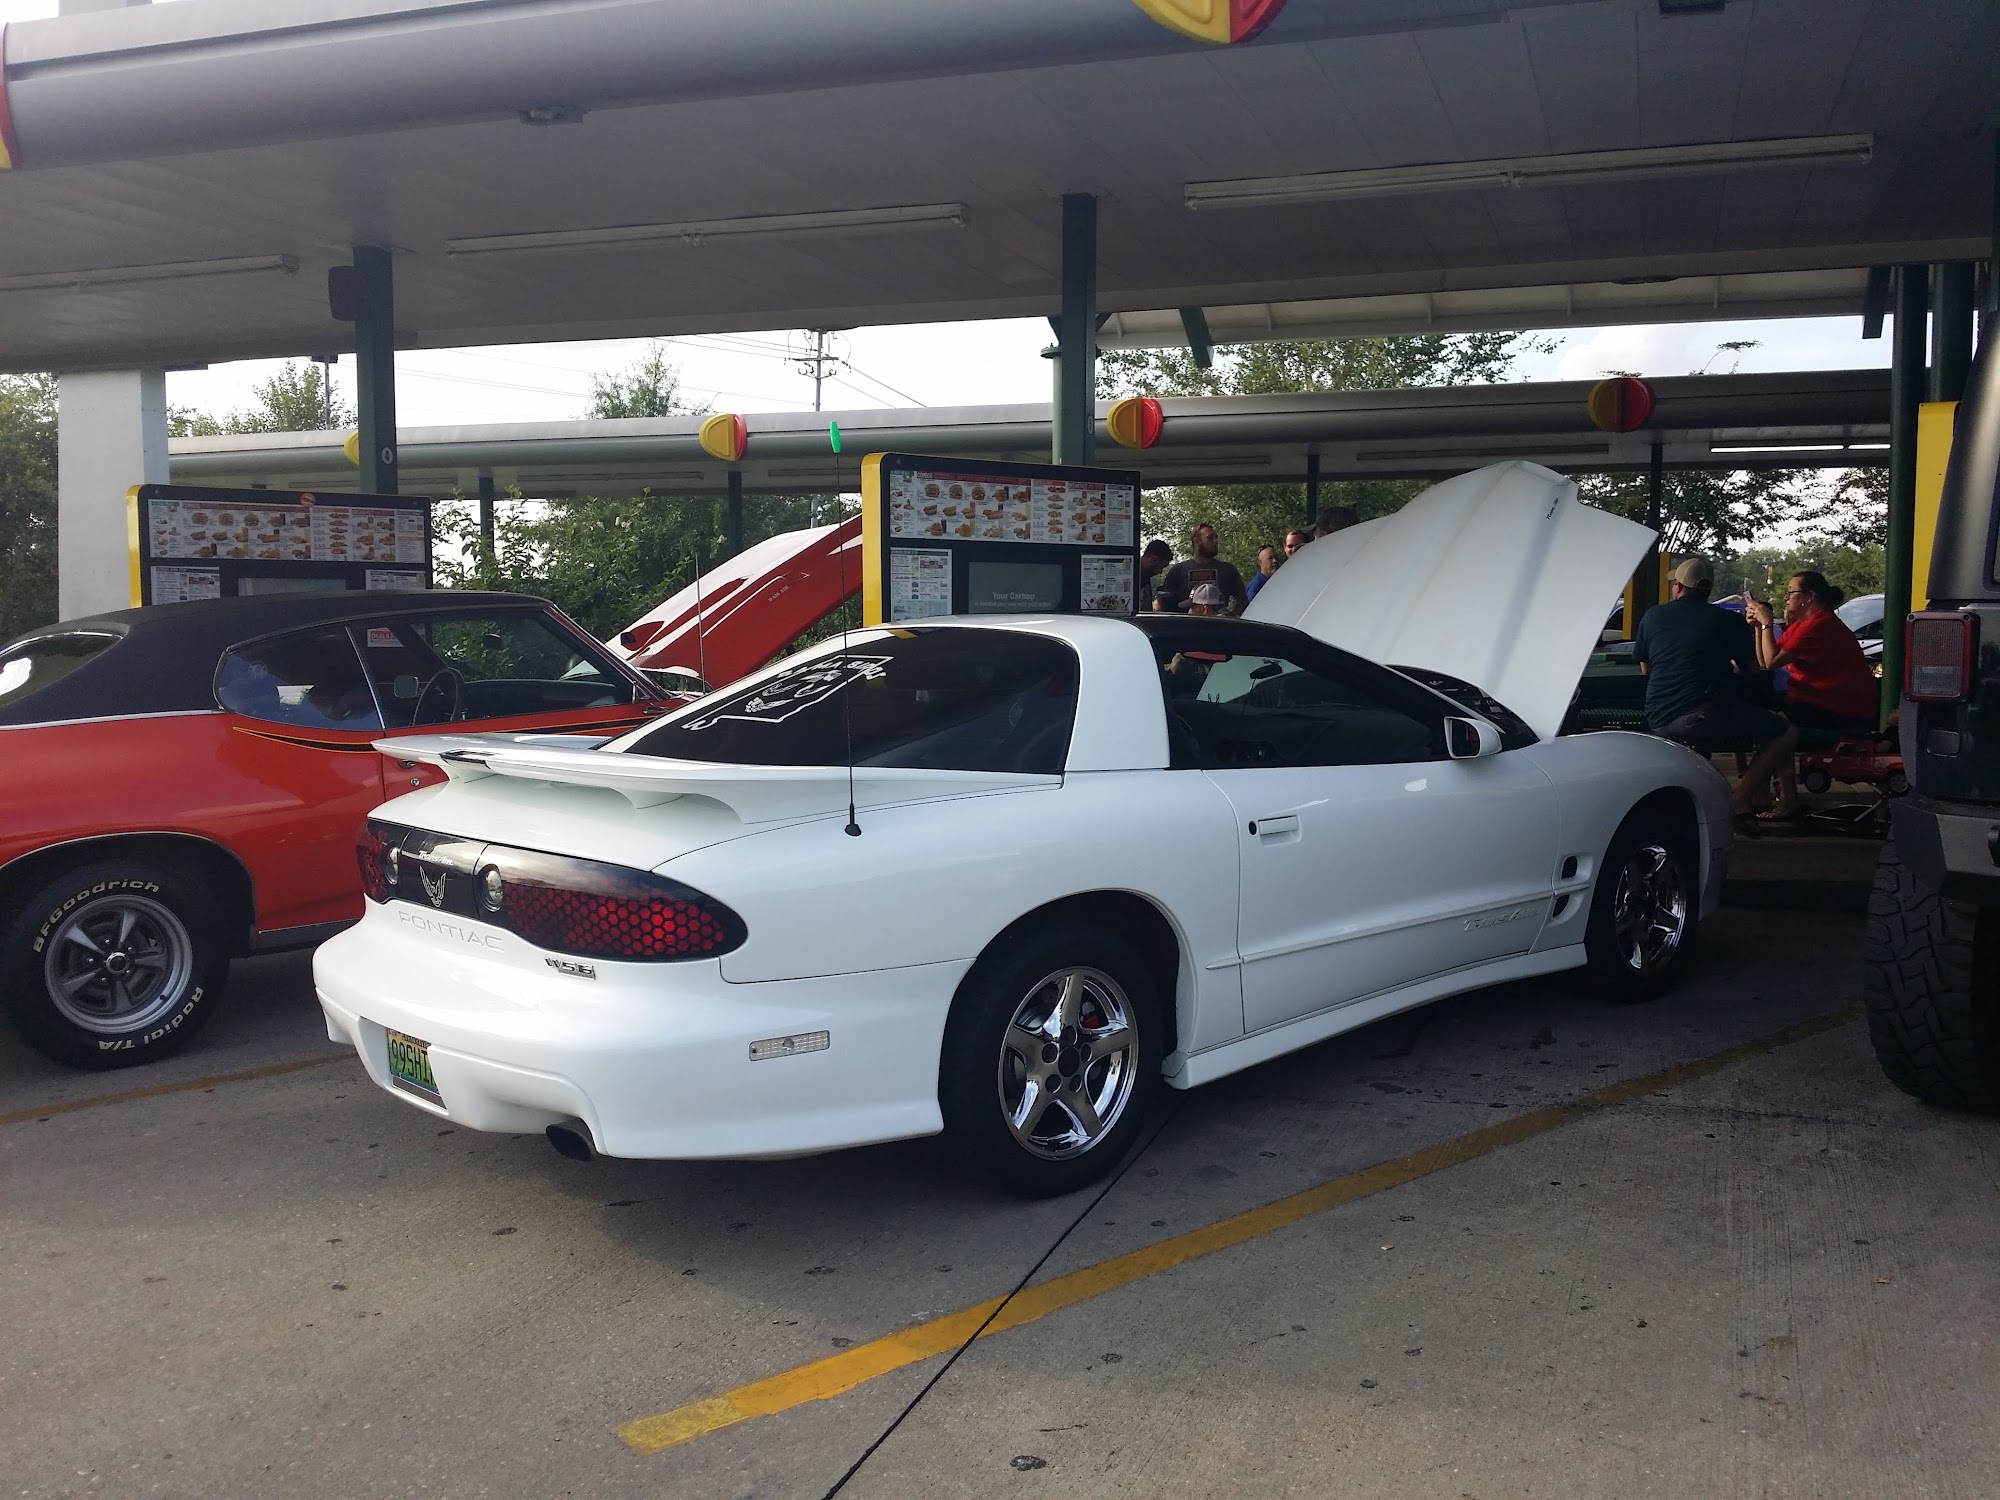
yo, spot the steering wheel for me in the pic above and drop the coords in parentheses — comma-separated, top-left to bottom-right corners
(412, 666, 464, 725)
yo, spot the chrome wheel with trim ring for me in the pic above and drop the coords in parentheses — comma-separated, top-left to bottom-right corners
(1611, 841, 1688, 975)
(997, 965, 1139, 1161)
(44, 891, 197, 1034)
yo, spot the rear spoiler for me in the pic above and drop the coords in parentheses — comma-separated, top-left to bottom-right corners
(379, 733, 1055, 820)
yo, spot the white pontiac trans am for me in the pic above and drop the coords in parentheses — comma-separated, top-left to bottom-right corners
(315, 464, 1733, 1196)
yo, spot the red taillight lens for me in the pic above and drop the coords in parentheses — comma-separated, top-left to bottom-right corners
(487, 847, 745, 962)
(1907, 612, 1976, 702)
(356, 821, 390, 902)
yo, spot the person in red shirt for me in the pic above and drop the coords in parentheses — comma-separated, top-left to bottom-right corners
(1744, 570, 1878, 818)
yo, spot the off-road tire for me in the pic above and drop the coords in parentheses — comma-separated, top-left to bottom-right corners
(1582, 809, 1701, 1003)
(1863, 835, 2000, 1111)
(1, 859, 228, 1070)
(940, 921, 1162, 1199)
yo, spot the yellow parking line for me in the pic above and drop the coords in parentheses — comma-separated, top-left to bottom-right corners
(618, 1006, 1861, 1456)
(0, 1052, 353, 1128)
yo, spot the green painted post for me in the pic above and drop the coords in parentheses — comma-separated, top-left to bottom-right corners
(1633, 439, 1665, 630)
(350, 246, 398, 495)
(1933, 262, 1976, 403)
(1304, 450, 1320, 528)
(1882, 265, 1929, 726)
(725, 468, 744, 558)
(1053, 193, 1098, 466)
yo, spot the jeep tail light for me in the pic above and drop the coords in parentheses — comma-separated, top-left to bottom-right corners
(1907, 612, 1976, 703)
(356, 819, 407, 903)
(491, 848, 746, 962)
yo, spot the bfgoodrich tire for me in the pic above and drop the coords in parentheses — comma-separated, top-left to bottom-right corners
(940, 922, 1163, 1198)
(1583, 809, 1700, 1003)
(1863, 835, 2000, 1111)
(1, 859, 228, 1070)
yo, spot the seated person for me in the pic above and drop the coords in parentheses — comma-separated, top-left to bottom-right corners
(1633, 557, 1797, 821)
(1745, 571, 1879, 819)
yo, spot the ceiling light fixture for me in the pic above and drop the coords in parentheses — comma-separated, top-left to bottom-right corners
(1184, 134, 1873, 211)
(446, 203, 966, 256)
(0, 253, 298, 293)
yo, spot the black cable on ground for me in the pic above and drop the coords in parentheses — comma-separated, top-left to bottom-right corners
(818, 1099, 1187, 1500)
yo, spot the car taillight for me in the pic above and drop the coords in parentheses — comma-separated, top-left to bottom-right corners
(356, 819, 405, 903)
(1907, 612, 1977, 703)
(491, 847, 745, 961)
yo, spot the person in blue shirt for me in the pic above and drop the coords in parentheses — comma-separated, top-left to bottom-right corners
(1633, 556, 1798, 820)
(1244, 543, 1279, 602)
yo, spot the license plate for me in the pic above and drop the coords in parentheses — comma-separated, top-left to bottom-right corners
(385, 1028, 442, 1104)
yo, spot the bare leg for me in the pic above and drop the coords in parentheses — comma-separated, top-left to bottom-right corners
(1733, 724, 1800, 815)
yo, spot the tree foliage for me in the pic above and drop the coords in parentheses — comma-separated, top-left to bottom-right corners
(0, 374, 58, 640)
(171, 360, 352, 436)
(1097, 333, 1553, 568)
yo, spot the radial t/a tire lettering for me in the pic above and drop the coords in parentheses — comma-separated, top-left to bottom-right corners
(1582, 810, 1699, 1003)
(940, 922, 1162, 1198)
(1862, 834, 2000, 1112)
(1, 859, 228, 1070)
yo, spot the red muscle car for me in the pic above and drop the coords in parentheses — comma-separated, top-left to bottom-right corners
(0, 591, 667, 1069)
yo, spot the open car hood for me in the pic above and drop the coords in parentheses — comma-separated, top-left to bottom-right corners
(1245, 461, 1654, 741)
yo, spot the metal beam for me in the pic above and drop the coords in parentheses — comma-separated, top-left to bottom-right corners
(1179, 306, 1214, 371)
(1932, 263, 1975, 403)
(1882, 265, 1929, 726)
(348, 246, 398, 495)
(1052, 193, 1097, 466)
(1861, 266, 1892, 340)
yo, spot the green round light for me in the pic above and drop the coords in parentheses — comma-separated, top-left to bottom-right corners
(828, 420, 842, 454)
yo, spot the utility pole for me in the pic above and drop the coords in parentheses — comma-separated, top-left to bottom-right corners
(793, 328, 845, 526)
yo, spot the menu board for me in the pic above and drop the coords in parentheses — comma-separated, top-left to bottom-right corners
(887, 548, 953, 621)
(1079, 554, 1135, 615)
(129, 485, 431, 605)
(144, 495, 424, 565)
(887, 467, 1135, 548)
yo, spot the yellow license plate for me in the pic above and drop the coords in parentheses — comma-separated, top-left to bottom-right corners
(386, 1029, 441, 1104)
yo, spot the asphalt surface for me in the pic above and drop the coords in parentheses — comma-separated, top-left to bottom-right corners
(4, 907, 1996, 1500)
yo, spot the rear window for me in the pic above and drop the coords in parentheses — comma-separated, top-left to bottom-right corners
(621, 628, 1078, 773)
(0, 632, 118, 713)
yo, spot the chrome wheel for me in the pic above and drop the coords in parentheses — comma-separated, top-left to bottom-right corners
(997, 966, 1139, 1161)
(1611, 842, 1687, 974)
(43, 893, 194, 1035)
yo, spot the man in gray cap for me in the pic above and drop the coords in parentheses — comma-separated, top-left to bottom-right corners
(1632, 556, 1797, 819)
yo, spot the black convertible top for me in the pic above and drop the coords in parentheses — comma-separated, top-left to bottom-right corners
(0, 591, 564, 727)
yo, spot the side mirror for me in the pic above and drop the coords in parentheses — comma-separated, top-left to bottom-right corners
(1446, 716, 1503, 760)
(392, 673, 420, 700)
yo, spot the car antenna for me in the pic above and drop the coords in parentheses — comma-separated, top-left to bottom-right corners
(836, 506, 861, 837)
(690, 536, 710, 698)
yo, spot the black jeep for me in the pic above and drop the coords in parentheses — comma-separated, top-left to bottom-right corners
(1867, 336, 2000, 1107)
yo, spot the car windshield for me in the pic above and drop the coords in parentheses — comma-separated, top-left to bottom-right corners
(0, 632, 119, 714)
(1837, 594, 1884, 631)
(620, 628, 1078, 773)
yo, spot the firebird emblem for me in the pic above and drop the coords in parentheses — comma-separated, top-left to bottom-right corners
(420, 868, 448, 908)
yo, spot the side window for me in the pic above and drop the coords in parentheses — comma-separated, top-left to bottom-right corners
(1158, 644, 1441, 769)
(354, 611, 636, 728)
(216, 628, 383, 732)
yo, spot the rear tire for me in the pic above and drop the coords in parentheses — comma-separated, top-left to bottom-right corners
(1863, 835, 2000, 1111)
(1582, 809, 1700, 1003)
(1, 859, 228, 1070)
(939, 922, 1162, 1198)
(1800, 766, 1832, 795)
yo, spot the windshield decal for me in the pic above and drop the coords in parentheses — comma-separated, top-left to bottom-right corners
(684, 654, 891, 731)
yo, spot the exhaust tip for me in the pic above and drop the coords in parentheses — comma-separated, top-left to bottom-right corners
(545, 1121, 596, 1162)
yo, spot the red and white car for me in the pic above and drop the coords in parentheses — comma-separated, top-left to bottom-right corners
(0, 591, 665, 1069)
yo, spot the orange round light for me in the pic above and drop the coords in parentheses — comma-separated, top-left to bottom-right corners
(1587, 377, 1655, 433)
(1107, 396, 1164, 449)
(698, 413, 747, 463)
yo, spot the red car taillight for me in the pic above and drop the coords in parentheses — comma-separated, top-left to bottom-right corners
(1907, 612, 1977, 703)
(356, 819, 397, 902)
(500, 858, 743, 961)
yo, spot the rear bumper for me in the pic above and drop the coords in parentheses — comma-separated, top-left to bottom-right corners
(1891, 795, 2000, 904)
(312, 902, 963, 1159)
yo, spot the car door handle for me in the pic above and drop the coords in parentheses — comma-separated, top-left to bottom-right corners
(1248, 814, 1299, 838)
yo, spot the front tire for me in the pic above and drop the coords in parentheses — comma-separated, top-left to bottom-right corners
(1863, 835, 2000, 1111)
(940, 922, 1162, 1198)
(1, 859, 228, 1069)
(1583, 810, 1699, 1002)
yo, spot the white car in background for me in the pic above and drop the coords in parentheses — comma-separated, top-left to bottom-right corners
(314, 464, 1733, 1196)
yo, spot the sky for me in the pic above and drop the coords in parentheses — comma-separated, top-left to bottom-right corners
(161, 314, 1890, 432)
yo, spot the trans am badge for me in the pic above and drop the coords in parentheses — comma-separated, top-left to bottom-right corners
(420, 867, 449, 908)
(685, 654, 891, 731)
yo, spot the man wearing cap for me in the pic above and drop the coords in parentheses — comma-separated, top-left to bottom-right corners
(1632, 556, 1798, 819)
(1186, 582, 1227, 616)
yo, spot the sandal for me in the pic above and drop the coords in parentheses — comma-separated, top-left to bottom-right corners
(1757, 804, 1804, 824)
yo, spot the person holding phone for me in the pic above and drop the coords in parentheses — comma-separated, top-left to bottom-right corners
(1744, 570, 1877, 819)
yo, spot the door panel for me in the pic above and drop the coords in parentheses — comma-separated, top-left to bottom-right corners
(1213, 754, 1558, 1034)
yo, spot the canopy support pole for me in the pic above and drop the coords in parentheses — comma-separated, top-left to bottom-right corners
(726, 468, 744, 558)
(1053, 193, 1098, 466)
(350, 246, 399, 495)
(1882, 264, 1930, 726)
